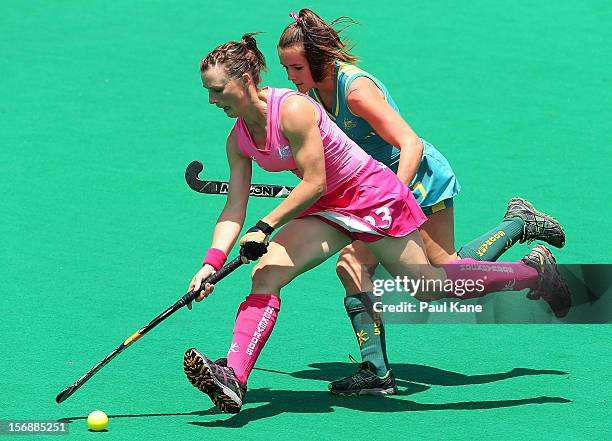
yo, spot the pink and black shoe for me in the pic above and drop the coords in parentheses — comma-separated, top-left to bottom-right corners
(184, 348, 246, 413)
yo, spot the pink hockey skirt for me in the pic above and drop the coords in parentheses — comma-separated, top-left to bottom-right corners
(297, 158, 427, 242)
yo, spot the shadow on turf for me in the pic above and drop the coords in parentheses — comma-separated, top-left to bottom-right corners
(275, 361, 569, 388)
(59, 409, 219, 424)
(59, 393, 571, 429)
(187, 391, 571, 428)
(59, 363, 570, 427)
(184, 362, 570, 427)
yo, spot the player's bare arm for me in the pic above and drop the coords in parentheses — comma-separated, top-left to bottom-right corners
(260, 95, 327, 229)
(347, 77, 423, 185)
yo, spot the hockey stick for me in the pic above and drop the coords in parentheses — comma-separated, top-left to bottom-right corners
(55, 256, 245, 404)
(185, 160, 294, 198)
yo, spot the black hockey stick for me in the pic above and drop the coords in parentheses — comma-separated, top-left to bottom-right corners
(185, 160, 294, 198)
(55, 256, 245, 404)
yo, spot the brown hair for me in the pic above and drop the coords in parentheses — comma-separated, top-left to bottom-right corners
(200, 33, 267, 86)
(278, 9, 358, 82)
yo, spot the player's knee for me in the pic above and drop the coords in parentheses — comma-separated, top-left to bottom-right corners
(336, 254, 359, 286)
(336, 254, 378, 294)
(251, 262, 291, 291)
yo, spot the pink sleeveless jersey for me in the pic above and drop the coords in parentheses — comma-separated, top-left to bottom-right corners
(233, 87, 426, 241)
(233, 87, 372, 194)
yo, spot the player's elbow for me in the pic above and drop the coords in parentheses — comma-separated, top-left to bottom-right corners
(313, 181, 327, 198)
(307, 177, 327, 198)
(414, 137, 424, 157)
(398, 133, 423, 156)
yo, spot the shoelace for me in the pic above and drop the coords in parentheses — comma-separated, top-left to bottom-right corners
(347, 355, 374, 382)
(525, 217, 548, 243)
(348, 354, 360, 364)
(209, 360, 234, 385)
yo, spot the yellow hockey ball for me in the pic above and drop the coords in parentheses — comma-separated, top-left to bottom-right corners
(87, 410, 108, 431)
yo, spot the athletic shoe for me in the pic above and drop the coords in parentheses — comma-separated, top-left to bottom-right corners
(329, 359, 397, 396)
(522, 245, 571, 318)
(183, 348, 246, 413)
(504, 198, 565, 248)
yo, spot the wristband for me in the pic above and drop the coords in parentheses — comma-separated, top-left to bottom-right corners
(256, 220, 275, 235)
(202, 247, 227, 271)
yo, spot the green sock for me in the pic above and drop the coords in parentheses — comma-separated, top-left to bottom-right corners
(458, 218, 525, 261)
(344, 293, 389, 377)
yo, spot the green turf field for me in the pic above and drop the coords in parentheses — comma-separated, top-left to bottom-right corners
(1, 1, 611, 439)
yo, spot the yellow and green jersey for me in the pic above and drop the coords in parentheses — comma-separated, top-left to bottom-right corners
(308, 61, 460, 212)
(308, 62, 401, 170)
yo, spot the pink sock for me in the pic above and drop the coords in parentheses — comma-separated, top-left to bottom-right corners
(226, 294, 280, 385)
(441, 259, 539, 299)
